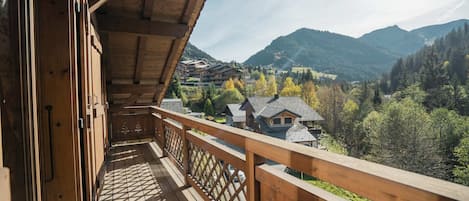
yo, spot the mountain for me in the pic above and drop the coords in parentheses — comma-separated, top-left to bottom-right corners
(359, 19, 469, 57)
(245, 19, 469, 81)
(411, 19, 469, 42)
(181, 42, 217, 62)
(359, 25, 425, 57)
(244, 28, 397, 80)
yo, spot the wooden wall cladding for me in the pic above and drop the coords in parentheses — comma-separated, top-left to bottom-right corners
(36, 0, 82, 200)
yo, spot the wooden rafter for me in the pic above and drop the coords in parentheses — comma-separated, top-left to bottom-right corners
(97, 15, 188, 38)
(89, 0, 108, 13)
(133, 37, 146, 83)
(155, 0, 202, 104)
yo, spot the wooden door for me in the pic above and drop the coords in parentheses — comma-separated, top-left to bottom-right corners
(90, 27, 107, 183)
(79, 17, 108, 200)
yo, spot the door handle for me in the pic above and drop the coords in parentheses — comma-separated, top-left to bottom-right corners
(45, 105, 55, 182)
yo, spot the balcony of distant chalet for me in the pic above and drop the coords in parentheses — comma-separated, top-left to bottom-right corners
(103, 106, 469, 201)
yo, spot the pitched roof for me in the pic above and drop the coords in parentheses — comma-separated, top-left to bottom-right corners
(161, 99, 184, 114)
(226, 104, 245, 122)
(286, 120, 317, 143)
(242, 96, 323, 121)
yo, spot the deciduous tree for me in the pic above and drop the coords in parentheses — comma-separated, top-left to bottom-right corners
(301, 81, 320, 109)
(280, 77, 301, 96)
(255, 73, 267, 96)
(265, 75, 278, 96)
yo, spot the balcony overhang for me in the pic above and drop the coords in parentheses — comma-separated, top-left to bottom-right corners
(94, 0, 205, 112)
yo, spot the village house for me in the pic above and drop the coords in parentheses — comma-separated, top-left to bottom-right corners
(239, 95, 324, 146)
(201, 63, 243, 85)
(225, 103, 246, 128)
(175, 59, 210, 83)
(176, 60, 243, 86)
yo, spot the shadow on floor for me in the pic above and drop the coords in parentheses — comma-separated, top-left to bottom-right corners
(98, 143, 197, 201)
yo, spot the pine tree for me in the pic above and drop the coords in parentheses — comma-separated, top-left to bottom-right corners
(203, 99, 215, 116)
(372, 86, 382, 106)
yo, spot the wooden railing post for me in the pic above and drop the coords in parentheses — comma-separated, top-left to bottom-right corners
(159, 114, 167, 157)
(182, 125, 191, 186)
(246, 151, 265, 201)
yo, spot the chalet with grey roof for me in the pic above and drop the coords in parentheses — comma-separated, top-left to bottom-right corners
(240, 95, 323, 144)
(225, 104, 246, 128)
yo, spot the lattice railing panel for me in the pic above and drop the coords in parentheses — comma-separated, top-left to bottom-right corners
(164, 122, 184, 169)
(189, 142, 247, 201)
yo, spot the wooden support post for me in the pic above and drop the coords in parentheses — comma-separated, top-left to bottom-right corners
(182, 125, 191, 186)
(246, 151, 265, 201)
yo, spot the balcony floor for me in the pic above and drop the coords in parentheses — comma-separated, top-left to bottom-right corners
(98, 143, 202, 201)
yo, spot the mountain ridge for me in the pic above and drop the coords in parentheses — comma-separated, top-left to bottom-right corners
(243, 19, 469, 80)
(181, 42, 217, 62)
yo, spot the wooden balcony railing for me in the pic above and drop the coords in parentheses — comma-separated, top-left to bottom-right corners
(126, 106, 469, 201)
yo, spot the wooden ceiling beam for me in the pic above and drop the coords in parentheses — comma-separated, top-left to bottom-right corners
(89, 0, 108, 13)
(133, 37, 146, 83)
(143, 0, 155, 19)
(109, 84, 157, 94)
(97, 15, 188, 38)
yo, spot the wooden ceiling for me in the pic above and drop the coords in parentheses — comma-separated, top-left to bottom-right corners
(92, 0, 205, 112)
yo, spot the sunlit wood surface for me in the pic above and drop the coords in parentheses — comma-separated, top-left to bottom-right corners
(99, 144, 201, 201)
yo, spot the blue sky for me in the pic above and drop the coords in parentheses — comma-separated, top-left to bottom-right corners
(189, 0, 469, 62)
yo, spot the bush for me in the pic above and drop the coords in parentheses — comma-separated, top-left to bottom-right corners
(213, 88, 245, 112)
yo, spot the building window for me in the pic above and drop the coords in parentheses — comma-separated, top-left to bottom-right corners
(273, 118, 281, 125)
(284, 117, 292, 124)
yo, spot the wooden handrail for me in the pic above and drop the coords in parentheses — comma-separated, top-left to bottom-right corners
(129, 106, 469, 201)
(256, 164, 346, 201)
(186, 130, 246, 171)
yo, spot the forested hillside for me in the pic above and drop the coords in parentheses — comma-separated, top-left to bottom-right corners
(245, 28, 396, 80)
(386, 23, 469, 114)
(359, 19, 469, 57)
(359, 25, 425, 56)
(412, 19, 469, 42)
(245, 19, 469, 81)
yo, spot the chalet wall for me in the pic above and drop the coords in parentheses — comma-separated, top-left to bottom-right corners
(267, 111, 297, 127)
(36, 0, 82, 200)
